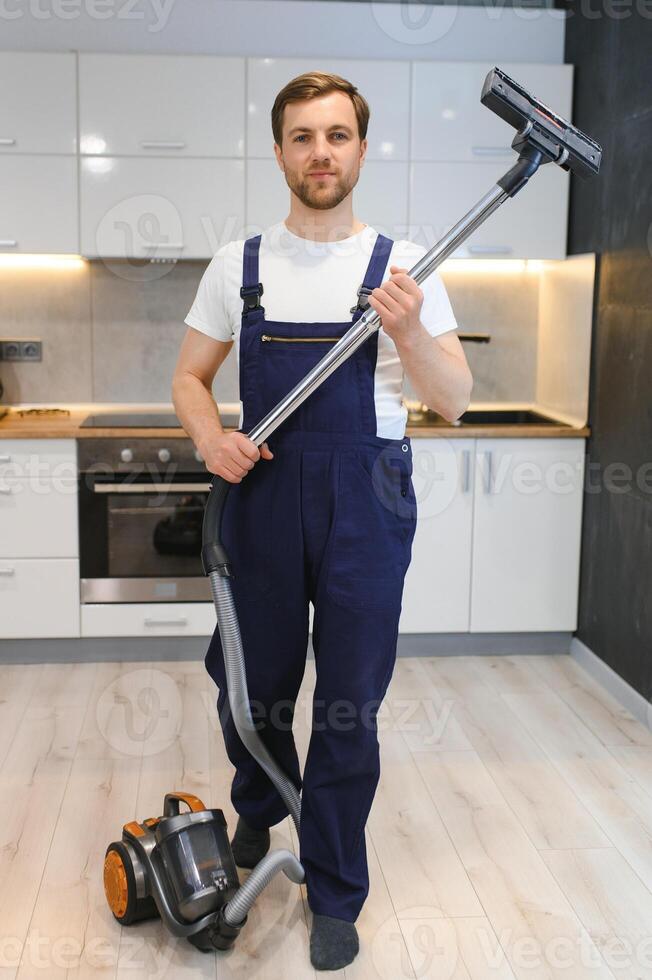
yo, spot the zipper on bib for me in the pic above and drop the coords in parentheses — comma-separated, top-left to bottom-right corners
(261, 334, 342, 343)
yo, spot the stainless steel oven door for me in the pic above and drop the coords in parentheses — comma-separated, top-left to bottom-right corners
(80, 479, 213, 603)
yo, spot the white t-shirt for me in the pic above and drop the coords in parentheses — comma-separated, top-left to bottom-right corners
(184, 220, 459, 439)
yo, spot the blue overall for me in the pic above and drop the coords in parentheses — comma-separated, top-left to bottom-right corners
(204, 231, 417, 922)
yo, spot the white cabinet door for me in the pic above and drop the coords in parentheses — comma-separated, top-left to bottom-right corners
(247, 158, 408, 238)
(0, 156, 78, 254)
(247, 58, 410, 161)
(81, 157, 245, 259)
(0, 478, 78, 559)
(409, 159, 569, 259)
(470, 438, 585, 632)
(0, 52, 77, 154)
(411, 62, 573, 162)
(79, 54, 245, 157)
(400, 439, 474, 633)
(0, 558, 80, 638)
(81, 602, 216, 637)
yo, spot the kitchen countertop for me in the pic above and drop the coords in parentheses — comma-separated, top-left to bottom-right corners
(0, 403, 590, 439)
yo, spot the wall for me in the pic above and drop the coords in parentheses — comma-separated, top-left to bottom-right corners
(0, 257, 543, 407)
(565, 7, 652, 700)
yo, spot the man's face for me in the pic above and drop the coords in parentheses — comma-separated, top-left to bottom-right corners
(274, 91, 367, 212)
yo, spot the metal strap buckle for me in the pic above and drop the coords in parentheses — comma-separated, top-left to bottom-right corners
(240, 282, 265, 313)
(349, 284, 373, 315)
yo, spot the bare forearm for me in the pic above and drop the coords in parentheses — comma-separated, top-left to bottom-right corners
(395, 322, 472, 421)
(172, 373, 225, 454)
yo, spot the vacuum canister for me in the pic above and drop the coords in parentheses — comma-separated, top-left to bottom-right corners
(155, 806, 240, 922)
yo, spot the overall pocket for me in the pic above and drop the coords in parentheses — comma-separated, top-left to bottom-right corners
(257, 332, 363, 433)
(325, 447, 416, 612)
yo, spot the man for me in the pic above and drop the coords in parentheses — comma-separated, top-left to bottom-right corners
(172, 71, 472, 971)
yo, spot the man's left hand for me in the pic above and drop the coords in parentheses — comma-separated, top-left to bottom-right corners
(367, 265, 424, 347)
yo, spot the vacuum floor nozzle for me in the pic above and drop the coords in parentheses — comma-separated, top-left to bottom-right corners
(481, 67, 602, 178)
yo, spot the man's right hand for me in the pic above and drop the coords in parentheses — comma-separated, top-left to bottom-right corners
(198, 431, 274, 483)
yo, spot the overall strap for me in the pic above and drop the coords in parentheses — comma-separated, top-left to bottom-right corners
(350, 233, 395, 315)
(240, 235, 265, 317)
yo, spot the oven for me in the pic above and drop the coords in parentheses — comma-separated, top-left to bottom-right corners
(78, 436, 213, 603)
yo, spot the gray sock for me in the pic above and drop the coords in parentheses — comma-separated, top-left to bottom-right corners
(310, 913, 359, 971)
(230, 816, 270, 869)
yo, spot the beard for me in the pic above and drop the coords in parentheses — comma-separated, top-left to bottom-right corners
(282, 162, 360, 211)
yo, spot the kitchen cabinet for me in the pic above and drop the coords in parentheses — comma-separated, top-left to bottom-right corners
(470, 438, 585, 631)
(79, 54, 245, 158)
(0, 156, 78, 254)
(0, 558, 80, 639)
(0, 52, 77, 154)
(0, 440, 79, 638)
(399, 439, 475, 633)
(247, 58, 410, 161)
(411, 62, 573, 163)
(81, 157, 245, 260)
(81, 602, 217, 638)
(399, 437, 585, 633)
(410, 159, 569, 259)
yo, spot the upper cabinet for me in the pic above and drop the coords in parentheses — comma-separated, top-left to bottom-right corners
(2, 52, 574, 259)
(247, 58, 410, 161)
(0, 52, 77, 154)
(411, 62, 573, 162)
(410, 159, 569, 259)
(0, 156, 78, 254)
(79, 54, 245, 158)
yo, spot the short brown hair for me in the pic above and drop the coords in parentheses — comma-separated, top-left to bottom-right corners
(271, 71, 370, 147)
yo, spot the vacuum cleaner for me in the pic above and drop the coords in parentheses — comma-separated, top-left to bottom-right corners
(103, 67, 602, 952)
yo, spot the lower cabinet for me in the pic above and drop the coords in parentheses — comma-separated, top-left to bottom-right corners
(399, 437, 586, 633)
(81, 602, 218, 637)
(0, 558, 80, 638)
(470, 438, 585, 631)
(400, 439, 475, 632)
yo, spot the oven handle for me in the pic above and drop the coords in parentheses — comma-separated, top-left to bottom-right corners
(92, 482, 212, 493)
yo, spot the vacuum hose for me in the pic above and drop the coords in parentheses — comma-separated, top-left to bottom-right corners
(202, 473, 306, 928)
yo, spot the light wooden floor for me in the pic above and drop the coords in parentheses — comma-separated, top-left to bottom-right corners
(1, 652, 652, 979)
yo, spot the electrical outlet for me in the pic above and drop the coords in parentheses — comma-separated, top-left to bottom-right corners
(0, 340, 21, 361)
(20, 340, 41, 361)
(0, 339, 41, 361)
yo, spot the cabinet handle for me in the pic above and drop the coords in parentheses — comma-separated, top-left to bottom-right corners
(0, 486, 14, 494)
(468, 245, 513, 255)
(0, 567, 16, 576)
(461, 450, 471, 493)
(0, 455, 11, 462)
(483, 451, 493, 494)
(143, 616, 188, 627)
(0, 138, 16, 146)
(472, 146, 511, 156)
(140, 141, 186, 150)
(0, 240, 18, 248)
(93, 482, 211, 493)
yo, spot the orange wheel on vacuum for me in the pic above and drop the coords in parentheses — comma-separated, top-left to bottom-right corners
(104, 841, 159, 926)
(104, 845, 130, 919)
